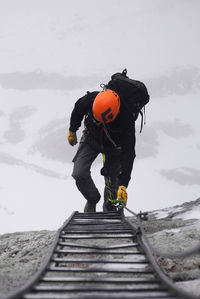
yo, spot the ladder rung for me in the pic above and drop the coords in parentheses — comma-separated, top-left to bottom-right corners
(75, 211, 121, 216)
(61, 229, 132, 237)
(54, 249, 142, 255)
(51, 257, 147, 264)
(59, 234, 135, 239)
(70, 220, 123, 224)
(34, 284, 164, 292)
(24, 293, 176, 299)
(47, 266, 153, 274)
(57, 242, 139, 249)
(41, 276, 159, 283)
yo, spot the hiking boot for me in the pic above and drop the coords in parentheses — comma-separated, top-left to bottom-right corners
(103, 201, 117, 212)
(118, 208, 124, 217)
(84, 201, 96, 213)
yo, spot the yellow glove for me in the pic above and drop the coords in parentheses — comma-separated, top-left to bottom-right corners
(117, 185, 127, 206)
(67, 130, 77, 146)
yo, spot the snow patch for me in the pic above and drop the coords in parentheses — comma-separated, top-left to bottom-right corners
(174, 207, 200, 220)
(154, 206, 185, 219)
(164, 228, 181, 234)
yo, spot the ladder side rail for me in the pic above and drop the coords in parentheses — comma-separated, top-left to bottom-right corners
(125, 216, 200, 299)
(1, 211, 77, 299)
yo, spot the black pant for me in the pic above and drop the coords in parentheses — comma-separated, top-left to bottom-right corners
(72, 140, 121, 208)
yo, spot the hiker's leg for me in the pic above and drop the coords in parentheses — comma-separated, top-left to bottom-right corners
(102, 149, 121, 211)
(72, 142, 101, 204)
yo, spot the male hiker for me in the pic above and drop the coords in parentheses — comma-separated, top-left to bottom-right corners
(67, 69, 149, 212)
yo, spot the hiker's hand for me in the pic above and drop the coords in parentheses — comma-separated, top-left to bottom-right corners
(117, 186, 127, 206)
(67, 130, 77, 146)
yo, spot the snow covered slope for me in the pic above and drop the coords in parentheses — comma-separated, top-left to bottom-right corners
(0, 0, 200, 233)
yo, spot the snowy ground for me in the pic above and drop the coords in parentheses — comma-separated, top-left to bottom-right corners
(0, 0, 200, 234)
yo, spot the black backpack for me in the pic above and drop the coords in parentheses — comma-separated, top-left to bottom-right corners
(105, 69, 150, 132)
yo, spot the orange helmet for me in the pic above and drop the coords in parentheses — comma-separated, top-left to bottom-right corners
(92, 89, 120, 123)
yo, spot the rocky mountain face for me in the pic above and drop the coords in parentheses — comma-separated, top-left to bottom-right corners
(128, 198, 200, 296)
(0, 199, 200, 298)
(0, 230, 56, 297)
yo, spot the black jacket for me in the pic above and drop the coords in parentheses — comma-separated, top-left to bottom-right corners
(69, 91, 136, 187)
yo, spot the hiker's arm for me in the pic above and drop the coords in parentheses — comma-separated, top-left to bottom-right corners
(69, 93, 95, 132)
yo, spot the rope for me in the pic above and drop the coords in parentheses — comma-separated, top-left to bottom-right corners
(123, 205, 200, 299)
(123, 204, 200, 259)
(135, 218, 200, 299)
(102, 123, 117, 148)
(124, 205, 137, 217)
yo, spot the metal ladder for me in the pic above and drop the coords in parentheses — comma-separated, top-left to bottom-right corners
(17, 211, 176, 299)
